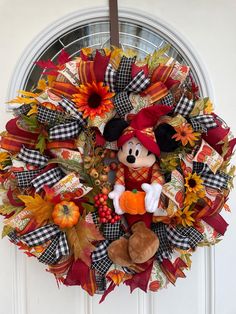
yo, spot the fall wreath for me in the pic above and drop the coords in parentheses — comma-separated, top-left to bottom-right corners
(0, 46, 235, 301)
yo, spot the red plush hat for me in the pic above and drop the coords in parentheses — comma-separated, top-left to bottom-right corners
(117, 105, 172, 156)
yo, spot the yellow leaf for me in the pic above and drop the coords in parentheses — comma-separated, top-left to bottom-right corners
(66, 217, 104, 265)
(17, 194, 54, 225)
(17, 90, 38, 98)
(27, 104, 38, 116)
(37, 79, 47, 91)
(7, 96, 38, 104)
(47, 75, 57, 87)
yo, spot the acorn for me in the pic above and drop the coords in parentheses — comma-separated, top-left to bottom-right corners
(90, 168, 99, 178)
(99, 174, 108, 182)
(103, 165, 110, 173)
(84, 156, 92, 163)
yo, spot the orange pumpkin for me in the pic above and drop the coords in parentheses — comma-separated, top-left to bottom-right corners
(119, 189, 146, 215)
(52, 201, 80, 229)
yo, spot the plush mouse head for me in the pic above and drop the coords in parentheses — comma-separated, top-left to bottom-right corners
(117, 136, 156, 169)
(103, 105, 179, 169)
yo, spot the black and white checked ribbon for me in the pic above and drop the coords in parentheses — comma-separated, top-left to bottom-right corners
(15, 169, 41, 188)
(201, 171, 230, 190)
(104, 63, 117, 92)
(20, 224, 69, 265)
(190, 115, 217, 132)
(49, 120, 82, 140)
(175, 227, 204, 248)
(174, 95, 194, 117)
(37, 105, 64, 124)
(58, 97, 87, 127)
(193, 161, 230, 190)
(95, 272, 107, 294)
(166, 226, 203, 250)
(102, 221, 124, 241)
(39, 233, 69, 264)
(91, 240, 112, 275)
(92, 240, 110, 262)
(31, 167, 63, 192)
(114, 91, 133, 117)
(18, 146, 48, 167)
(124, 70, 150, 93)
(160, 92, 174, 107)
(21, 224, 59, 245)
(13, 104, 31, 116)
(151, 223, 172, 262)
(115, 56, 136, 92)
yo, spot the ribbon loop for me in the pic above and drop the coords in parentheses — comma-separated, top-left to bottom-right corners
(49, 120, 82, 141)
(18, 145, 48, 167)
(174, 95, 194, 117)
(31, 167, 63, 192)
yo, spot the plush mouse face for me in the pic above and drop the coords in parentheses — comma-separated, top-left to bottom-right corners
(118, 137, 156, 169)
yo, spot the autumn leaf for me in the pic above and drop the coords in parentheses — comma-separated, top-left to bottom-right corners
(21, 115, 40, 132)
(106, 270, 132, 285)
(57, 49, 71, 65)
(27, 104, 38, 116)
(36, 133, 47, 154)
(17, 194, 54, 225)
(0, 204, 22, 216)
(66, 217, 104, 266)
(2, 225, 14, 238)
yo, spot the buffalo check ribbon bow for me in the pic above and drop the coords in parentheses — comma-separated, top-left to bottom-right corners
(20, 224, 69, 265)
(151, 223, 203, 262)
(47, 97, 87, 141)
(106, 56, 150, 117)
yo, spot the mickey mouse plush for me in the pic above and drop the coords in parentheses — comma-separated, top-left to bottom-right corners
(103, 105, 178, 268)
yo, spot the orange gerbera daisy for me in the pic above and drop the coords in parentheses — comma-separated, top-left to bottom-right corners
(172, 123, 200, 146)
(72, 82, 115, 119)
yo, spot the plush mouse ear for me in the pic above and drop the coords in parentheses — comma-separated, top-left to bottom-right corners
(103, 118, 129, 142)
(155, 123, 180, 152)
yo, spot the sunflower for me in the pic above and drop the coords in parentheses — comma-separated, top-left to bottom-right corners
(175, 206, 195, 227)
(172, 123, 200, 146)
(185, 172, 204, 193)
(72, 82, 115, 120)
(184, 192, 199, 206)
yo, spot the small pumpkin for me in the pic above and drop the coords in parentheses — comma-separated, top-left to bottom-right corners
(52, 201, 80, 229)
(119, 189, 146, 215)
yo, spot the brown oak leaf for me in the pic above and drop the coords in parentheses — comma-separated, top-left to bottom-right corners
(66, 217, 104, 266)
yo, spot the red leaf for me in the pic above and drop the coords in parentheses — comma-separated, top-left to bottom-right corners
(99, 282, 116, 303)
(124, 260, 153, 293)
(64, 259, 96, 296)
(35, 59, 57, 70)
(57, 49, 71, 65)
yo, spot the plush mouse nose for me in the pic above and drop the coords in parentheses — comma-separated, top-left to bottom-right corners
(126, 155, 136, 164)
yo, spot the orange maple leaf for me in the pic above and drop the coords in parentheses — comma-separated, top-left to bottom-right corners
(18, 194, 54, 225)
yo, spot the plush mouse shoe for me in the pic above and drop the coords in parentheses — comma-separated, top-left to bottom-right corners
(128, 221, 159, 264)
(107, 237, 133, 267)
(108, 221, 159, 267)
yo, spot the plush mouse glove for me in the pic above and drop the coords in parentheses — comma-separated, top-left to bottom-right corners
(141, 183, 162, 213)
(109, 184, 125, 215)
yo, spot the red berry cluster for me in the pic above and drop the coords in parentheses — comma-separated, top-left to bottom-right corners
(94, 194, 121, 224)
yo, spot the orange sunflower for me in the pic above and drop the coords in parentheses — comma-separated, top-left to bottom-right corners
(72, 82, 115, 120)
(172, 123, 200, 146)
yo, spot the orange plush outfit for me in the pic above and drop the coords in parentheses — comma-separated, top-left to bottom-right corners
(115, 163, 164, 228)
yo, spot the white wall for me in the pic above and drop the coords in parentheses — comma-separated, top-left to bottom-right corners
(0, 1, 236, 314)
